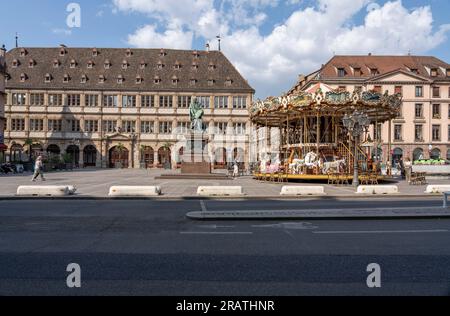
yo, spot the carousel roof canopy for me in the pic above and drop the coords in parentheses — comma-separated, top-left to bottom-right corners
(250, 87, 402, 127)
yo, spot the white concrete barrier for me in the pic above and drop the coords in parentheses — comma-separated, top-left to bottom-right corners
(425, 185, 450, 194)
(16, 185, 72, 197)
(356, 185, 399, 195)
(197, 186, 244, 196)
(280, 186, 325, 196)
(108, 186, 161, 197)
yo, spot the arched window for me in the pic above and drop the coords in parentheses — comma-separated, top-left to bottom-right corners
(413, 148, 424, 161)
(430, 148, 441, 160)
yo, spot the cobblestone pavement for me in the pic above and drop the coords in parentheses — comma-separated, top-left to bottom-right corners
(0, 168, 448, 197)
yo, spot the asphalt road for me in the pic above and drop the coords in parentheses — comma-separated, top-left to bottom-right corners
(0, 198, 449, 296)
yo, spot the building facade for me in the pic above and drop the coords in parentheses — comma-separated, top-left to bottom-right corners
(290, 55, 450, 163)
(4, 46, 254, 168)
(0, 46, 6, 162)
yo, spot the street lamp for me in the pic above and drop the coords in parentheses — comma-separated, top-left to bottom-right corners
(343, 110, 370, 187)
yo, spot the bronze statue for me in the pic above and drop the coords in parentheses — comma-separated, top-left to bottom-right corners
(189, 97, 204, 132)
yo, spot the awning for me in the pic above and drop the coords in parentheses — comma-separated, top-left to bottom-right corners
(0, 144, 8, 151)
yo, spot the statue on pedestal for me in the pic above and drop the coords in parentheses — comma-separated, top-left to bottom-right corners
(189, 97, 204, 132)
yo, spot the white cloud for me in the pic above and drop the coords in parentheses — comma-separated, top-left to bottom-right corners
(113, 0, 450, 98)
(52, 28, 72, 36)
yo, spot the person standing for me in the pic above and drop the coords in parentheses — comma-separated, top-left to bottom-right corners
(404, 158, 412, 183)
(399, 157, 405, 179)
(31, 156, 46, 182)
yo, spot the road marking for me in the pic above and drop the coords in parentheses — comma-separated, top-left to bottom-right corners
(197, 225, 236, 229)
(180, 231, 253, 235)
(200, 200, 207, 212)
(252, 222, 318, 230)
(313, 229, 449, 234)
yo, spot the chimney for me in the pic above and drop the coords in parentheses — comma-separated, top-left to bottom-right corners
(368, 52, 372, 56)
(206, 43, 210, 52)
(0, 45, 6, 57)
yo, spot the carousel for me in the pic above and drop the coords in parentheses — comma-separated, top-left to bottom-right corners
(250, 85, 402, 182)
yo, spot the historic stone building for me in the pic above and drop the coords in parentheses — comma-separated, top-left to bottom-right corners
(289, 55, 450, 163)
(0, 46, 6, 162)
(3, 46, 254, 168)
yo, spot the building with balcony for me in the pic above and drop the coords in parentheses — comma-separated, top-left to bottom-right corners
(3, 46, 254, 169)
(289, 55, 450, 163)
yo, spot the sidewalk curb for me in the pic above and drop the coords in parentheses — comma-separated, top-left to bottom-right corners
(0, 194, 444, 201)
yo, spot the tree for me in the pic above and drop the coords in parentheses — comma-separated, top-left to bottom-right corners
(24, 138, 34, 161)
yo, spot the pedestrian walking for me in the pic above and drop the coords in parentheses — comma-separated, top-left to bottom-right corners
(404, 158, 412, 183)
(31, 156, 46, 182)
(233, 162, 239, 179)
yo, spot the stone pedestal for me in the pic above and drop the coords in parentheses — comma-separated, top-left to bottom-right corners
(181, 132, 211, 174)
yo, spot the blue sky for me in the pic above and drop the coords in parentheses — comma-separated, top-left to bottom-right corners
(0, 0, 449, 98)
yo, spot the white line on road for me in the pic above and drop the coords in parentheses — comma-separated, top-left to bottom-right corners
(313, 229, 449, 234)
(200, 200, 207, 212)
(180, 231, 253, 235)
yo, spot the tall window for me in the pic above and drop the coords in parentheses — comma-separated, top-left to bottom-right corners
(215, 122, 228, 135)
(394, 124, 402, 141)
(394, 86, 402, 96)
(12, 93, 26, 105)
(432, 125, 441, 141)
(48, 119, 62, 132)
(141, 95, 154, 108)
(233, 96, 247, 109)
(373, 86, 382, 93)
(178, 96, 191, 108)
(30, 93, 45, 106)
(48, 94, 63, 106)
(67, 94, 81, 107)
(103, 95, 118, 107)
(448, 125, 450, 141)
(10, 118, 25, 131)
(68, 120, 81, 132)
(197, 96, 210, 108)
(432, 104, 441, 119)
(415, 86, 423, 97)
(177, 122, 189, 134)
(415, 103, 423, 118)
(103, 120, 117, 133)
(85, 94, 98, 107)
(373, 123, 382, 141)
(337, 68, 346, 77)
(233, 123, 246, 135)
(414, 125, 423, 142)
(122, 95, 136, 108)
(140, 121, 154, 134)
(85, 120, 99, 133)
(29, 119, 44, 131)
(214, 96, 228, 109)
(159, 95, 173, 108)
(159, 121, 172, 134)
(122, 120, 136, 133)
(433, 87, 440, 98)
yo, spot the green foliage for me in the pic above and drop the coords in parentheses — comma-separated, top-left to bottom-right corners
(62, 153, 73, 163)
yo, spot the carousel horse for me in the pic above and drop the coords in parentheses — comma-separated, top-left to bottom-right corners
(322, 159, 346, 174)
(288, 159, 305, 174)
(304, 151, 318, 167)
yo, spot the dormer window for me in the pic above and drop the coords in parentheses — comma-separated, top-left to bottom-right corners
(122, 60, 128, 69)
(98, 75, 105, 83)
(207, 79, 215, 86)
(28, 59, 35, 68)
(192, 62, 199, 70)
(174, 62, 181, 70)
(104, 60, 111, 69)
(190, 79, 197, 86)
(63, 74, 70, 83)
(12, 59, 19, 68)
(157, 61, 164, 70)
(80, 75, 87, 84)
(446, 69, 450, 77)
(154, 76, 161, 84)
(92, 48, 98, 57)
(53, 59, 60, 68)
(225, 78, 233, 86)
(125, 49, 132, 57)
(136, 76, 143, 84)
(411, 68, 418, 74)
(172, 76, 179, 85)
(354, 68, 361, 76)
(20, 73, 27, 82)
(117, 75, 124, 84)
(19, 48, 27, 57)
(44, 73, 52, 83)
(159, 49, 166, 57)
(208, 62, 216, 70)
(337, 68, 346, 77)
(192, 51, 200, 58)
(60, 47, 66, 56)
(140, 60, 146, 69)
(431, 68, 438, 77)
(70, 59, 77, 68)
(370, 68, 379, 76)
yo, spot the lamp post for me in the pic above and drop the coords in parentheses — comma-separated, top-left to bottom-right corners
(343, 111, 370, 187)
